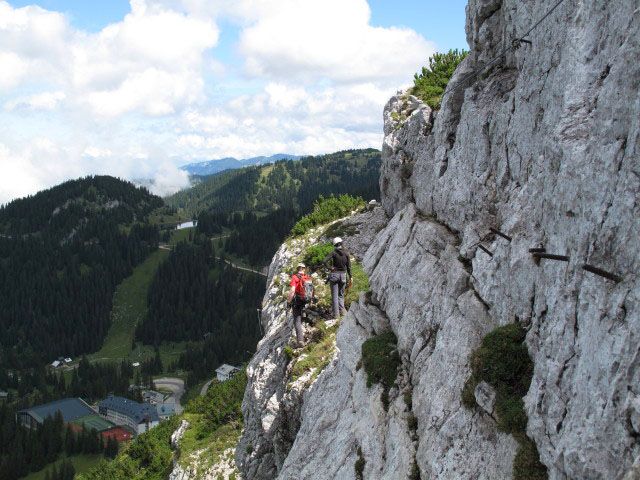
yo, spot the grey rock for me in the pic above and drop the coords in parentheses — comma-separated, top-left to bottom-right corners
(474, 381, 497, 416)
(171, 419, 190, 450)
(238, 0, 640, 479)
(236, 209, 388, 480)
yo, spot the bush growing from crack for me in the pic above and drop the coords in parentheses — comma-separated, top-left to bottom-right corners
(291, 194, 365, 237)
(361, 331, 401, 411)
(303, 242, 334, 270)
(354, 446, 365, 479)
(461, 323, 547, 480)
(411, 49, 468, 109)
(409, 459, 421, 480)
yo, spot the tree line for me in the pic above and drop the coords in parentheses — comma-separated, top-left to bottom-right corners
(0, 406, 117, 480)
(193, 149, 381, 268)
(135, 239, 263, 364)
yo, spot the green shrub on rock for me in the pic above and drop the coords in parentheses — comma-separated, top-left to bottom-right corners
(303, 242, 334, 270)
(513, 435, 548, 480)
(354, 446, 365, 479)
(461, 323, 547, 479)
(470, 323, 533, 400)
(291, 194, 365, 236)
(361, 331, 401, 410)
(411, 49, 468, 109)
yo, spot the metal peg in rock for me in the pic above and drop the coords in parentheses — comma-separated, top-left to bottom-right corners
(489, 227, 512, 242)
(582, 264, 622, 283)
(532, 252, 570, 262)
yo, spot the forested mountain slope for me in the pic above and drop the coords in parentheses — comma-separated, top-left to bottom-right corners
(166, 148, 380, 217)
(167, 149, 381, 268)
(0, 176, 162, 369)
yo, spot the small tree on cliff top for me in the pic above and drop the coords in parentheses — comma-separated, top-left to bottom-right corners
(411, 49, 468, 109)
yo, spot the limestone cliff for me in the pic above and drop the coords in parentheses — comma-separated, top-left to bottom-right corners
(236, 0, 639, 479)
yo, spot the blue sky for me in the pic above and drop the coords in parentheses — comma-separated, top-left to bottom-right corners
(0, 0, 468, 202)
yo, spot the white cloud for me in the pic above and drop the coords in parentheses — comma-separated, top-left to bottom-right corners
(155, 0, 434, 86)
(0, 52, 29, 91)
(0, 0, 218, 116)
(236, 0, 435, 85)
(147, 160, 191, 197)
(173, 80, 389, 159)
(4, 91, 66, 111)
(0, 0, 439, 202)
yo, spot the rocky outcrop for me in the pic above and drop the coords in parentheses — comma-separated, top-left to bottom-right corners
(376, 0, 639, 477)
(238, 0, 639, 479)
(235, 208, 388, 479)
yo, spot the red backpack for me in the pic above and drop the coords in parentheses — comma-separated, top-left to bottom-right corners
(294, 273, 314, 303)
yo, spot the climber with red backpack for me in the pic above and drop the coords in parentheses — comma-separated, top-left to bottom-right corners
(287, 262, 315, 348)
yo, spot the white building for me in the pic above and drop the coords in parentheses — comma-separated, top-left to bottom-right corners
(142, 390, 164, 405)
(98, 396, 159, 435)
(215, 364, 241, 381)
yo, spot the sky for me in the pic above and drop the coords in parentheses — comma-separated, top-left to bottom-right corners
(0, 0, 468, 202)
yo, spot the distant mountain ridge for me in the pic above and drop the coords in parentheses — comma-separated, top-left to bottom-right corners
(180, 153, 302, 176)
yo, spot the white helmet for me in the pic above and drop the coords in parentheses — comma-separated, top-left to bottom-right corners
(333, 237, 343, 246)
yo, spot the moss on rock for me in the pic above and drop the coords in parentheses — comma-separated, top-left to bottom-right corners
(361, 331, 401, 410)
(461, 323, 547, 479)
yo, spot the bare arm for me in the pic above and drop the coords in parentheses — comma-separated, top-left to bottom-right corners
(287, 285, 296, 303)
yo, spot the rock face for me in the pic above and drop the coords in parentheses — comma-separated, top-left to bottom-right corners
(235, 208, 388, 479)
(237, 0, 639, 479)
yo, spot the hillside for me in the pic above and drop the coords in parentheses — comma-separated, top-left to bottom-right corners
(165, 149, 381, 269)
(0, 176, 163, 369)
(237, 0, 640, 479)
(166, 148, 380, 217)
(77, 198, 384, 480)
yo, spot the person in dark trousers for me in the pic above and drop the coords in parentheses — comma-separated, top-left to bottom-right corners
(287, 263, 312, 348)
(323, 237, 352, 320)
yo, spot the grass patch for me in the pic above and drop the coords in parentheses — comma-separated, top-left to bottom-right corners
(23, 454, 104, 480)
(133, 341, 190, 371)
(354, 447, 365, 480)
(323, 220, 361, 240)
(168, 227, 195, 245)
(147, 207, 191, 229)
(288, 321, 340, 387)
(361, 331, 401, 410)
(284, 346, 297, 360)
(90, 248, 169, 361)
(177, 414, 241, 475)
(345, 263, 369, 310)
(461, 323, 547, 480)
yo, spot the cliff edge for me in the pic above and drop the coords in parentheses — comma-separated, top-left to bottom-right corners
(237, 0, 639, 478)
